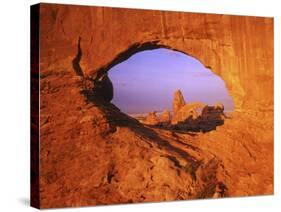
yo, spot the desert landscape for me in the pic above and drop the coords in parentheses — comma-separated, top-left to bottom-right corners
(32, 3, 273, 208)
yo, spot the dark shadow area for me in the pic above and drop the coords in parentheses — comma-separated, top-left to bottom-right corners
(92, 74, 114, 102)
(72, 37, 84, 77)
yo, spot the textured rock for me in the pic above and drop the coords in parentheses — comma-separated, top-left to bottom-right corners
(144, 112, 159, 125)
(37, 3, 273, 209)
(160, 109, 171, 123)
(201, 105, 224, 120)
(214, 102, 224, 112)
(173, 89, 186, 114)
(171, 102, 226, 132)
(172, 103, 204, 125)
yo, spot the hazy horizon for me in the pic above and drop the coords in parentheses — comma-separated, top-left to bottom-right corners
(108, 48, 234, 114)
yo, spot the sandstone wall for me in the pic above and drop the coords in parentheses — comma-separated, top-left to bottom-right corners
(39, 3, 273, 112)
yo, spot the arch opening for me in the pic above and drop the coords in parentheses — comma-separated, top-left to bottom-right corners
(106, 48, 234, 132)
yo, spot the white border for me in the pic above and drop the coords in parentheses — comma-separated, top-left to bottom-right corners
(0, 0, 280, 211)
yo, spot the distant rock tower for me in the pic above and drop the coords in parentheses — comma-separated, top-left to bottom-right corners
(173, 89, 186, 113)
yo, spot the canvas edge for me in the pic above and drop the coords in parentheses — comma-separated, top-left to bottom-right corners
(30, 3, 40, 209)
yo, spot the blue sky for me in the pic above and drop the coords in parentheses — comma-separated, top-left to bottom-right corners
(108, 48, 234, 114)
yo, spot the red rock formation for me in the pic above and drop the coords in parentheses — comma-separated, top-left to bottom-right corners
(214, 102, 224, 112)
(172, 103, 204, 125)
(173, 90, 186, 113)
(160, 109, 171, 123)
(144, 112, 159, 125)
(35, 3, 274, 209)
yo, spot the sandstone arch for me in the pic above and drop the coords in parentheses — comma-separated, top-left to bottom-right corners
(36, 4, 274, 208)
(40, 3, 273, 113)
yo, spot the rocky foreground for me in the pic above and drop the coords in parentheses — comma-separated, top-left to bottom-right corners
(39, 73, 273, 208)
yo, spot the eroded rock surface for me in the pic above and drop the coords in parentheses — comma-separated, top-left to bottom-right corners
(172, 103, 203, 125)
(160, 109, 171, 124)
(144, 112, 160, 126)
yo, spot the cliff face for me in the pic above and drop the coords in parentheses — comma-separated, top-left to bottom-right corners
(37, 3, 273, 208)
(40, 3, 273, 112)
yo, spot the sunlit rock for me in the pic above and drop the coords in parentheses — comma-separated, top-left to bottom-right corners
(173, 89, 186, 114)
(144, 111, 159, 125)
(160, 109, 171, 123)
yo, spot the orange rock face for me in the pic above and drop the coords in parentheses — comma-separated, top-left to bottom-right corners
(36, 3, 274, 209)
(173, 90, 186, 113)
(144, 112, 160, 125)
(172, 103, 204, 125)
(160, 109, 171, 123)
